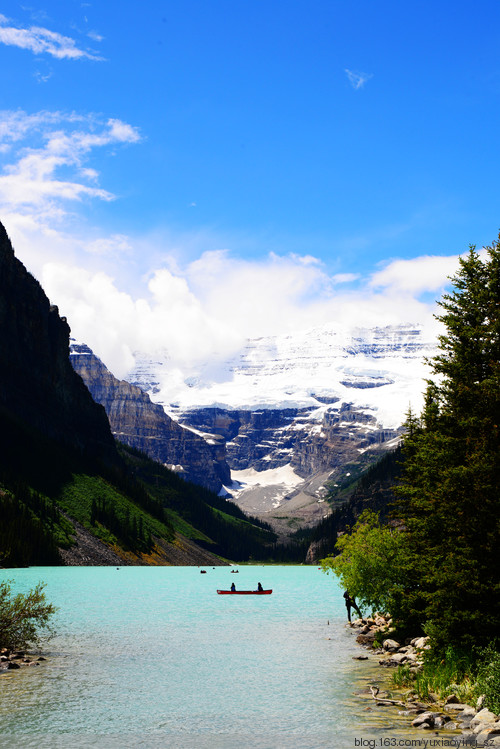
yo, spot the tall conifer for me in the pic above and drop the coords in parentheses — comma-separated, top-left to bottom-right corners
(396, 237, 500, 652)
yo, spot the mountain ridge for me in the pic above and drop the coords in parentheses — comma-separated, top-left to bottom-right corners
(70, 341, 230, 494)
(0, 219, 277, 566)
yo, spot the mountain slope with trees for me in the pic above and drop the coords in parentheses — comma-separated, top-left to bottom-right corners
(0, 220, 277, 567)
(322, 235, 500, 674)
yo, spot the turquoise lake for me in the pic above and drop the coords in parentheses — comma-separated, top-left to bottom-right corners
(0, 566, 417, 748)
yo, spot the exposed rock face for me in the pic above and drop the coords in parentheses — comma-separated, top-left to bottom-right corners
(178, 402, 400, 477)
(290, 403, 400, 477)
(0, 222, 117, 463)
(127, 322, 432, 509)
(179, 406, 306, 471)
(70, 343, 231, 493)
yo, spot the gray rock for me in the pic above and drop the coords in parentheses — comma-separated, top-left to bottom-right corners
(71, 344, 231, 493)
(446, 703, 474, 712)
(403, 653, 419, 663)
(471, 708, 497, 728)
(387, 653, 408, 665)
(477, 726, 500, 738)
(382, 638, 401, 651)
(433, 715, 447, 729)
(412, 711, 435, 728)
(476, 694, 486, 710)
(413, 636, 430, 649)
(356, 632, 377, 646)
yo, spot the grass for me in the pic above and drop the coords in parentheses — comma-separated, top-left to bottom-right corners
(391, 645, 500, 712)
(57, 473, 175, 546)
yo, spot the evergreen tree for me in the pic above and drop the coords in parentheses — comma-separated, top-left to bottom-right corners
(395, 238, 500, 652)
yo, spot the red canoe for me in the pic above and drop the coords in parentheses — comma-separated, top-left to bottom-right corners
(217, 589, 272, 595)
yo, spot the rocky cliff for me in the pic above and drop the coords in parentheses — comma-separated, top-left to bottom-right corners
(177, 401, 400, 476)
(127, 323, 426, 530)
(70, 343, 231, 493)
(0, 221, 117, 464)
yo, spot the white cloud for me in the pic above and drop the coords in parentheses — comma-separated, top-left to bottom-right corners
(0, 15, 104, 60)
(0, 110, 141, 217)
(0, 110, 454, 383)
(34, 70, 53, 84)
(332, 272, 360, 284)
(87, 31, 104, 43)
(370, 254, 459, 294)
(345, 68, 373, 90)
(35, 243, 450, 380)
(85, 234, 133, 257)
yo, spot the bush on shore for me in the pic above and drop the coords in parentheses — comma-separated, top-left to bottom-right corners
(0, 580, 56, 652)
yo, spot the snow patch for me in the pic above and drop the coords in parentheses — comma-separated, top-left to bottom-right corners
(230, 464, 303, 491)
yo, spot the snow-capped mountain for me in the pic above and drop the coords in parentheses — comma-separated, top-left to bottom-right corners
(129, 322, 435, 427)
(126, 322, 436, 530)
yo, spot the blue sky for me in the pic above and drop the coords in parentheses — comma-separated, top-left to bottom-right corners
(1, 1, 500, 375)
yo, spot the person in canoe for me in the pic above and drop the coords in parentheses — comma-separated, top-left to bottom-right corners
(343, 590, 362, 623)
(230, 582, 236, 592)
(257, 582, 263, 592)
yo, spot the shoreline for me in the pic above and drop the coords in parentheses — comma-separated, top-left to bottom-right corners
(0, 648, 46, 673)
(348, 616, 500, 743)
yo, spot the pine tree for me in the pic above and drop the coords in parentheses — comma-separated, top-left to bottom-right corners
(395, 237, 500, 652)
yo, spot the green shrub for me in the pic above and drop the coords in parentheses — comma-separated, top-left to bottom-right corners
(0, 580, 56, 651)
(475, 648, 500, 713)
(320, 509, 407, 615)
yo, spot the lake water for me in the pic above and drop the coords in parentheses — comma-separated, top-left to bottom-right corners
(0, 566, 418, 749)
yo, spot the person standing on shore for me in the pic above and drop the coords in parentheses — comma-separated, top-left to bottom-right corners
(343, 590, 362, 622)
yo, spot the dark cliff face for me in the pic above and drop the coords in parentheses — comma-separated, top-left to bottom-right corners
(70, 343, 231, 493)
(0, 221, 117, 464)
(178, 404, 401, 477)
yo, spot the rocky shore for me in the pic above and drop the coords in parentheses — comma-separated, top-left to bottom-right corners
(350, 616, 500, 744)
(0, 648, 46, 673)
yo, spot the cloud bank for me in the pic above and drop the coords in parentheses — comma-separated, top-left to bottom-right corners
(0, 108, 458, 380)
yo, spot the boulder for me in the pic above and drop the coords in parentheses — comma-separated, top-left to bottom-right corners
(433, 715, 447, 729)
(412, 711, 435, 728)
(471, 708, 498, 728)
(403, 653, 419, 663)
(356, 632, 377, 646)
(387, 653, 408, 665)
(446, 704, 474, 712)
(382, 638, 400, 651)
(476, 728, 500, 744)
(413, 636, 430, 649)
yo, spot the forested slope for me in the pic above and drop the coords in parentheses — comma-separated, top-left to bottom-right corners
(0, 220, 276, 567)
